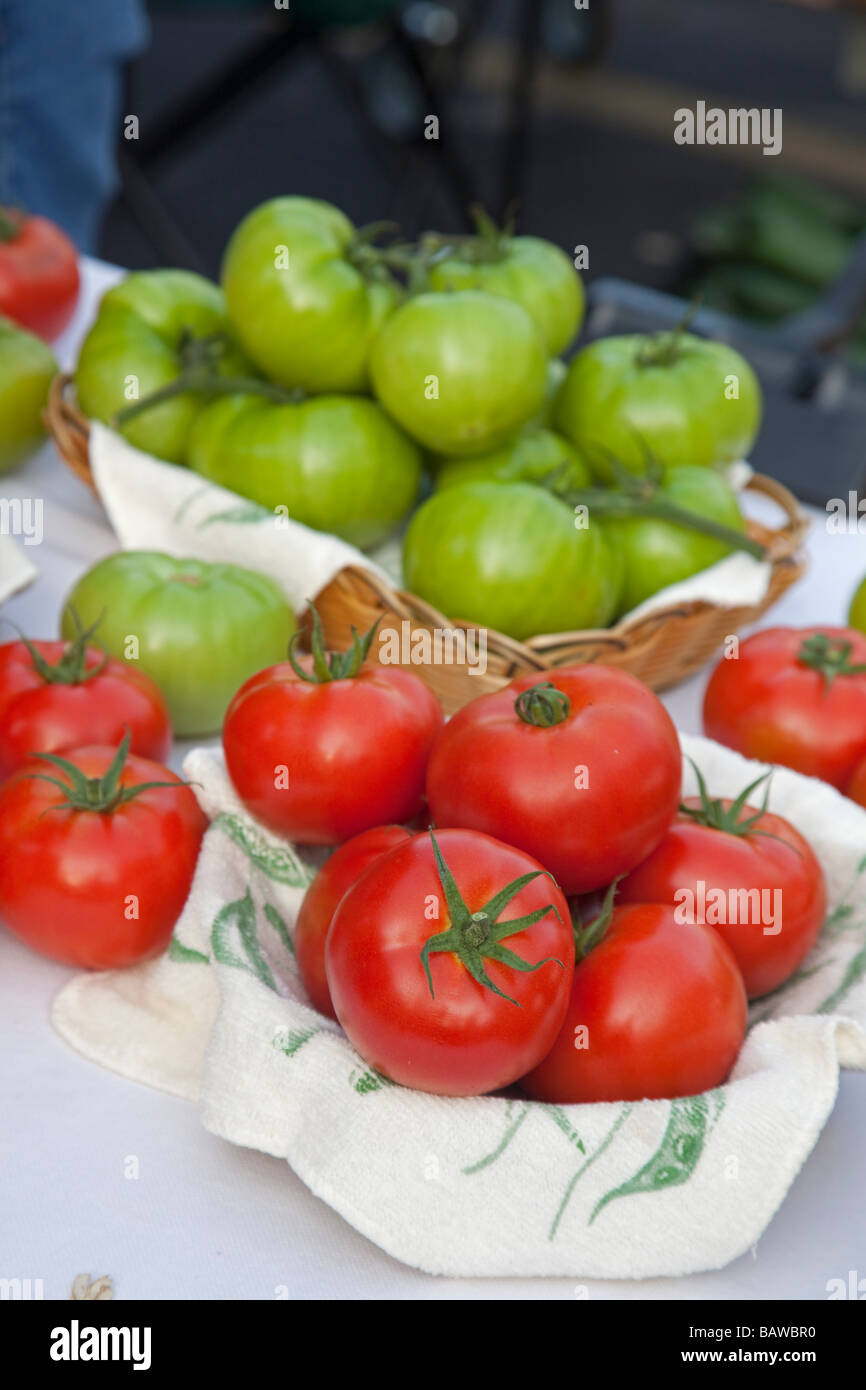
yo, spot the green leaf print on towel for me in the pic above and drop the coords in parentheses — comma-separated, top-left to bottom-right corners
(211, 888, 278, 992)
(214, 812, 313, 888)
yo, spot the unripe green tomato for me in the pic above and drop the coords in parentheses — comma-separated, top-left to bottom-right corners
(75, 269, 249, 465)
(605, 466, 746, 616)
(432, 426, 591, 493)
(61, 551, 294, 736)
(428, 235, 584, 356)
(849, 575, 866, 634)
(370, 291, 548, 456)
(555, 332, 762, 481)
(402, 481, 622, 640)
(221, 196, 400, 393)
(0, 316, 56, 473)
(187, 392, 422, 550)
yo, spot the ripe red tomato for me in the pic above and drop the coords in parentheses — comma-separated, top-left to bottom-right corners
(0, 208, 80, 341)
(222, 616, 443, 844)
(0, 734, 206, 968)
(521, 900, 748, 1104)
(326, 828, 575, 1096)
(426, 665, 681, 895)
(0, 628, 172, 778)
(703, 627, 866, 789)
(845, 755, 866, 810)
(617, 767, 826, 997)
(295, 824, 412, 1018)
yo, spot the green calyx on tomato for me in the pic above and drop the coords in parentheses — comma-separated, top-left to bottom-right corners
(424, 206, 585, 356)
(514, 681, 571, 728)
(26, 729, 182, 814)
(571, 877, 620, 962)
(679, 760, 781, 841)
(0, 314, 57, 473)
(420, 830, 564, 1005)
(14, 608, 108, 686)
(288, 607, 377, 684)
(796, 631, 866, 687)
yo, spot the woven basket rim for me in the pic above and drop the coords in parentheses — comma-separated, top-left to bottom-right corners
(45, 370, 810, 660)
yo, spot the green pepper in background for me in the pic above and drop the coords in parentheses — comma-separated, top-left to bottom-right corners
(0, 316, 57, 474)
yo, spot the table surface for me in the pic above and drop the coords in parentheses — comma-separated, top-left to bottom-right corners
(1, 259, 864, 1302)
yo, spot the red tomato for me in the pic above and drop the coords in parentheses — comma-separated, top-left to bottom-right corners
(0, 734, 206, 968)
(703, 627, 866, 789)
(0, 631, 172, 778)
(617, 767, 826, 997)
(222, 616, 443, 844)
(426, 665, 681, 894)
(522, 901, 748, 1104)
(295, 824, 412, 1018)
(326, 828, 575, 1096)
(0, 208, 80, 341)
(845, 755, 866, 809)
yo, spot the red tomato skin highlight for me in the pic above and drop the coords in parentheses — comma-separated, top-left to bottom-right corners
(521, 903, 748, 1104)
(295, 824, 412, 1018)
(618, 800, 826, 997)
(426, 664, 682, 894)
(0, 212, 80, 340)
(326, 829, 575, 1096)
(0, 640, 172, 777)
(703, 626, 866, 789)
(0, 745, 206, 969)
(222, 660, 444, 844)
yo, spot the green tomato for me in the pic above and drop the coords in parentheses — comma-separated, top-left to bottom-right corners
(221, 197, 400, 394)
(402, 482, 621, 641)
(187, 393, 421, 549)
(60, 552, 294, 736)
(0, 316, 56, 473)
(555, 332, 762, 481)
(76, 270, 250, 465)
(849, 576, 866, 634)
(534, 358, 568, 428)
(428, 235, 584, 356)
(432, 426, 591, 493)
(370, 291, 547, 456)
(605, 466, 746, 616)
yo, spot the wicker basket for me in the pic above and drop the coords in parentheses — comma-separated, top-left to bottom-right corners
(46, 372, 808, 713)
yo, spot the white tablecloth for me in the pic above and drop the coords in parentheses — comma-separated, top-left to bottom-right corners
(1, 260, 864, 1300)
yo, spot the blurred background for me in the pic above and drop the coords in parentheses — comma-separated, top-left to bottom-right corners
(4, 0, 866, 500)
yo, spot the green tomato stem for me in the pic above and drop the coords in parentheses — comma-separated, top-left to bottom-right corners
(555, 483, 767, 560)
(112, 371, 301, 428)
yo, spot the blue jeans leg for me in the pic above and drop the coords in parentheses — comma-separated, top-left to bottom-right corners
(0, 0, 149, 253)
